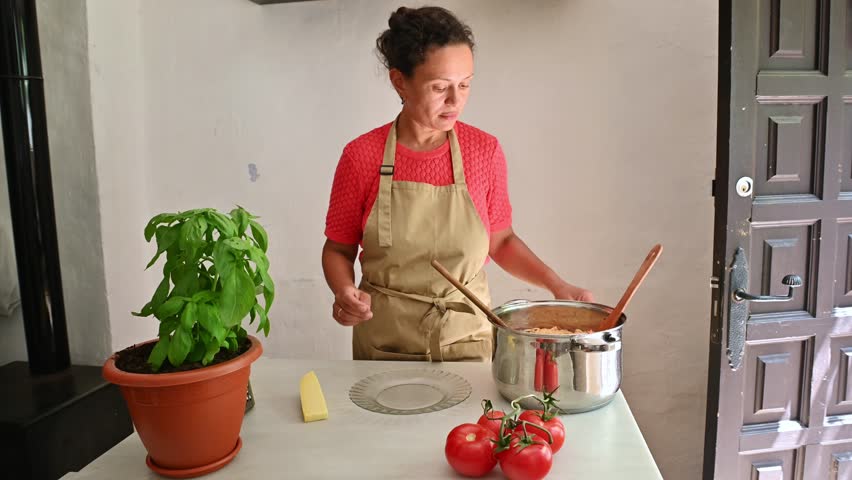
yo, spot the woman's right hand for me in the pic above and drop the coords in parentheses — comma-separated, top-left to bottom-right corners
(332, 286, 373, 326)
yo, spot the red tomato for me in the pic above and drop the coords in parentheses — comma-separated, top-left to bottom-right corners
(516, 410, 566, 454)
(477, 409, 506, 436)
(495, 431, 544, 463)
(445, 423, 498, 477)
(499, 434, 553, 480)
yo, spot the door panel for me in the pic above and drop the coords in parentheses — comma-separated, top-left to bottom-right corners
(743, 339, 810, 427)
(827, 336, 852, 418)
(803, 442, 852, 479)
(847, 0, 852, 68)
(749, 222, 818, 316)
(755, 99, 824, 198)
(837, 221, 852, 309)
(705, 0, 852, 478)
(759, 0, 823, 70)
(843, 102, 852, 193)
(740, 448, 803, 480)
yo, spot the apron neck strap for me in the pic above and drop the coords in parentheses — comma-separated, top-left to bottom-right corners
(376, 121, 397, 247)
(376, 120, 465, 248)
(381, 120, 399, 171)
(382, 120, 465, 185)
(448, 127, 465, 185)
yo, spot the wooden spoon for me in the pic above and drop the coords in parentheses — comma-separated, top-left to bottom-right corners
(600, 244, 663, 331)
(430, 259, 512, 330)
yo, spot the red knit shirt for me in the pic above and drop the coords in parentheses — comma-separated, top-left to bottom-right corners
(325, 122, 513, 246)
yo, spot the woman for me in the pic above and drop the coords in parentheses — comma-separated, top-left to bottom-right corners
(322, 6, 593, 362)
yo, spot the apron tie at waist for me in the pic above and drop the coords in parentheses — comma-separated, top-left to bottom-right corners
(433, 298, 475, 315)
(362, 280, 478, 362)
(433, 298, 447, 313)
(361, 281, 477, 316)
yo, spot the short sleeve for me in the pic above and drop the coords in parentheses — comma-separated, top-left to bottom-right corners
(488, 141, 513, 232)
(324, 146, 367, 244)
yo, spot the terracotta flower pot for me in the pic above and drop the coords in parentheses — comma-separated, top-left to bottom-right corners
(103, 335, 263, 478)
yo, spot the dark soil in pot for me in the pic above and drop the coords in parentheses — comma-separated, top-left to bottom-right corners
(114, 337, 252, 374)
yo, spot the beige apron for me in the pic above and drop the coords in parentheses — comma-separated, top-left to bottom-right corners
(352, 120, 493, 362)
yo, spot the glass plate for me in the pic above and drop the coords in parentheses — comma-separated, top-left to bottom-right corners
(349, 368, 472, 415)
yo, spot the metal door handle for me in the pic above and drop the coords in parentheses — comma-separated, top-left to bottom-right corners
(726, 248, 806, 370)
(733, 275, 803, 303)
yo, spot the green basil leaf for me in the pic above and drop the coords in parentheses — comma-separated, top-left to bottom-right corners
(172, 265, 199, 297)
(144, 213, 176, 242)
(206, 211, 237, 238)
(263, 287, 274, 315)
(159, 225, 181, 249)
(145, 251, 163, 270)
(213, 240, 237, 280)
(192, 290, 217, 303)
(202, 334, 220, 365)
(168, 326, 192, 367)
(147, 225, 181, 269)
(248, 246, 269, 270)
(199, 329, 212, 343)
(198, 272, 213, 290)
(223, 237, 251, 251)
(180, 302, 198, 331)
(179, 218, 204, 260)
(187, 338, 205, 363)
(155, 296, 185, 319)
(196, 216, 208, 239)
(198, 304, 226, 343)
(163, 251, 178, 275)
(144, 223, 157, 243)
(249, 220, 268, 252)
(158, 318, 179, 336)
(252, 303, 270, 336)
(230, 207, 249, 236)
(248, 246, 274, 312)
(133, 302, 152, 317)
(218, 267, 256, 327)
(147, 336, 171, 371)
(150, 276, 171, 312)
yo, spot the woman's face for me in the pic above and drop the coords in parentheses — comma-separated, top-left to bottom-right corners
(392, 44, 474, 132)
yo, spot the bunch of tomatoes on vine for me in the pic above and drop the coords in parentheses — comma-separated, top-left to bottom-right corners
(444, 390, 565, 480)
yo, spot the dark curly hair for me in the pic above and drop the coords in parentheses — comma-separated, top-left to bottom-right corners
(376, 6, 475, 77)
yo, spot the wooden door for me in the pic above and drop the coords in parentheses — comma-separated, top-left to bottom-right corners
(705, 0, 852, 478)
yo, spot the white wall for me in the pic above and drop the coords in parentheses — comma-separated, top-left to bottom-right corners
(87, 0, 152, 353)
(86, 0, 716, 477)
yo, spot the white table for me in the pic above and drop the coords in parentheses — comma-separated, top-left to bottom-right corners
(62, 358, 662, 479)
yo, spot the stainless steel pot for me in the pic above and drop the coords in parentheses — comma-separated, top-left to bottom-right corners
(491, 300, 625, 414)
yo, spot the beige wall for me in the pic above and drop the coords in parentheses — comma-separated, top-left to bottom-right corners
(86, 0, 717, 477)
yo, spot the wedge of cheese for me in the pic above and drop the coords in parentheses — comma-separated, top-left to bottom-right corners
(299, 371, 328, 422)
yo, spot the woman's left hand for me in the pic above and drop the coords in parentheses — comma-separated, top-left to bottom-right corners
(550, 282, 595, 303)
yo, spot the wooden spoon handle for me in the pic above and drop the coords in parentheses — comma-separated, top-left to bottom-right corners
(601, 244, 663, 330)
(430, 259, 512, 330)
